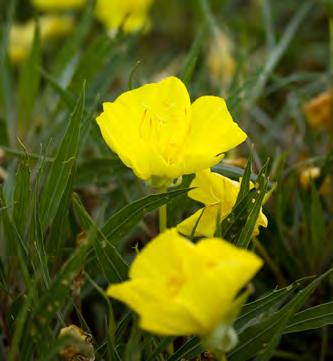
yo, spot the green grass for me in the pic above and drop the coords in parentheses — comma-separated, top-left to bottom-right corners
(1, 0, 333, 360)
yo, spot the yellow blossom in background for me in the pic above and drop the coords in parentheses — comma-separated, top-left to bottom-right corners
(302, 90, 332, 130)
(107, 228, 262, 336)
(96, 76, 247, 182)
(31, 0, 85, 11)
(177, 169, 267, 237)
(299, 166, 321, 189)
(299, 166, 332, 195)
(207, 29, 235, 90)
(9, 15, 74, 64)
(95, 0, 154, 34)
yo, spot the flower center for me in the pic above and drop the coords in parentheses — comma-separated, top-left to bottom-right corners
(139, 105, 190, 164)
(166, 274, 186, 298)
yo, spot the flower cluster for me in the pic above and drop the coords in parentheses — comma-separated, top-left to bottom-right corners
(9, 0, 154, 64)
(97, 76, 267, 355)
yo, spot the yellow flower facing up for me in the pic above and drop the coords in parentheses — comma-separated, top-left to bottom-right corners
(31, 0, 85, 11)
(177, 169, 268, 237)
(96, 76, 247, 182)
(95, 0, 154, 34)
(9, 15, 74, 64)
(107, 228, 262, 337)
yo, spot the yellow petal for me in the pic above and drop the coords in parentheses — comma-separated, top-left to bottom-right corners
(95, 0, 153, 33)
(177, 205, 220, 238)
(96, 77, 191, 179)
(130, 228, 203, 282)
(189, 169, 239, 207)
(31, 0, 85, 10)
(96, 102, 155, 179)
(178, 238, 263, 332)
(107, 279, 203, 335)
(183, 96, 247, 172)
(253, 209, 268, 236)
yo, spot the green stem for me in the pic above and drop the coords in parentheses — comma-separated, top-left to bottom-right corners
(159, 203, 167, 232)
(252, 237, 287, 287)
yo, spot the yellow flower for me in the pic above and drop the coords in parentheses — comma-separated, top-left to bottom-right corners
(299, 166, 332, 196)
(96, 76, 247, 182)
(107, 228, 262, 336)
(302, 90, 332, 130)
(9, 15, 74, 64)
(299, 166, 321, 189)
(31, 0, 85, 11)
(95, 0, 154, 34)
(177, 169, 268, 237)
(207, 29, 235, 90)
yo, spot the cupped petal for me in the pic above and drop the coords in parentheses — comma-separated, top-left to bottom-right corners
(188, 169, 239, 206)
(176, 205, 220, 238)
(97, 101, 172, 180)
(253, 208, 268, 236)
(130, 228, 203, 282)
(107, 279, 203, 335)
(177, 239, 263, 333)
(177, 268, 235, 334)
(196, 238, 263, 293)
(116, 76, 191, 167)
(182, 96, 247, 173)
(97, 77, 192, 179)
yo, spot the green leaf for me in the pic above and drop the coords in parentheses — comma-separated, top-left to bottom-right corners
(102, 188, 190, 245)
(17, 19, 41, 137)
(75, 157, 128, 187)
(0, 0, 15, 145)
(39, 87, 84, 232)
(236, 161, 270, 248)
(235, 278, 305, 331)
(13, 157, 31, 238)
(309, 182, 325, 267)
(8, 281, 35, 361)
(32, 241, 90, 339)
(236, 155, 252, 203)
(51, 0, 95, 76)
(72, 193, 128, 283)
(285, 301, 333, 334)
(229, 268, 333, 361)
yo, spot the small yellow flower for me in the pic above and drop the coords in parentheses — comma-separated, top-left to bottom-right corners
(96, 76, 247, 182)
(299, 166, 332, 196)
(31, 0, 85, 11)
(9, 15, 74, 64)
(177, 169, 267, 237)
(207, 29, 235, 90)
(107, 228, 262, 336)
(95, 0, 154, 34)
(299, 166, 321, 189)
(302, 91, 332, 130)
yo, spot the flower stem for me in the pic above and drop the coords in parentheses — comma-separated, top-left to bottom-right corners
(159, 203, 167, 232)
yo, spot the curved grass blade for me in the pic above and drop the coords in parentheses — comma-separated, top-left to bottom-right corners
(39, 87, 84, 232)
(284, 301, 333, 334)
